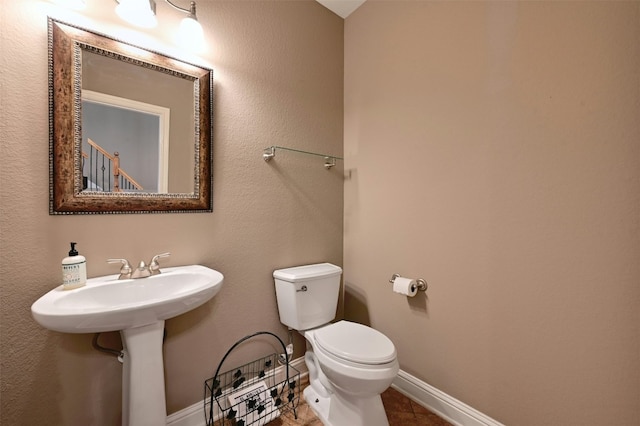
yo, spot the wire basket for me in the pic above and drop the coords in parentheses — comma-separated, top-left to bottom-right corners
(204, 332, 300, 426)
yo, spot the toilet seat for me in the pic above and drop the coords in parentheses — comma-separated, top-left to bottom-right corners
(313, 321, 397, 366)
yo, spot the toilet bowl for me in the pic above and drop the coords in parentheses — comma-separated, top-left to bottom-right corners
(273, 264, 399, 426)
(303, 321, 399, 426)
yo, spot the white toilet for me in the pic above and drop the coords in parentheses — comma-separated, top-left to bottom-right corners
(274, 263, 399, 426)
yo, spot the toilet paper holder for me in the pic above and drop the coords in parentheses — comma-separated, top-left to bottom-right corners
(389, 274, 428, 292)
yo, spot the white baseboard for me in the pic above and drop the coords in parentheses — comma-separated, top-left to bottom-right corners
(168, 360, 502, 426)
(166, 357, 308, 426)
(392, 370, 504, 426)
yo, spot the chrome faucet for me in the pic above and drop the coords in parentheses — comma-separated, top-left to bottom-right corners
(108, 253, 171, 280)
(131, 261, 152, 279)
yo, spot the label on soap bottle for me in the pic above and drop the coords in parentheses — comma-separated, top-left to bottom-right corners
(62, 260, 87, 289)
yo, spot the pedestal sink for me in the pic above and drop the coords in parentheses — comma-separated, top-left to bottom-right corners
(31, 264, 223, 426)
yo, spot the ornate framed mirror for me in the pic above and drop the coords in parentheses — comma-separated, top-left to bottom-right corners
(49, 18, 213, 214)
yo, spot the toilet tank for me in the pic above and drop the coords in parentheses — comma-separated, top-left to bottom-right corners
(274, 263, 342, 330)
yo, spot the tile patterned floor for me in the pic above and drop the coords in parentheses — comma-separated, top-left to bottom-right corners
(381, 387, 454, 426)
(266, 384, 454, 426)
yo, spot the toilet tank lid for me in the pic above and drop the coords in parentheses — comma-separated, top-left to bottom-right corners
(273, 263, 342, 282)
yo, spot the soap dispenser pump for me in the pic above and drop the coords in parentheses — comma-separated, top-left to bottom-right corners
(62, 242, 87, 290)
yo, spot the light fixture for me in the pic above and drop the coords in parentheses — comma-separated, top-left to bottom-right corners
(114, 0, 205, 50)
(168, 0, 204, 51)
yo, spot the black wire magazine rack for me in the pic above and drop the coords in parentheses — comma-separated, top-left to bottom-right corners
(204, 331, 300, 426)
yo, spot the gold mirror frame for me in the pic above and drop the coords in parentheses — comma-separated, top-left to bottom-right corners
(49, 18, 213, 214)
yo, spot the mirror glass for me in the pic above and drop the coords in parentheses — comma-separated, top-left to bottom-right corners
(49, 18, 213, 214)
(81, 50, 195, 193)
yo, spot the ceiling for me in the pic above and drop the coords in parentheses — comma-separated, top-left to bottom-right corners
(315, 0, 366, 18)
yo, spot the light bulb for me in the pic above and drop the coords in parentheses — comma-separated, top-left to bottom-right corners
(176, 16, 205, 52)
(116, 0, 158, 29)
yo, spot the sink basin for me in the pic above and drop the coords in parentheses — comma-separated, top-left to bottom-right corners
(31, 264, 223, 333)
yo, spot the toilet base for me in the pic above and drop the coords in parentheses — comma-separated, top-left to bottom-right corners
(304, 386, 332, 425)
(303, 384, 390, 426)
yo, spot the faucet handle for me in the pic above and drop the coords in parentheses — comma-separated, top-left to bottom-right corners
(149, 252, 171, 275)
(107, 258, 132, 279)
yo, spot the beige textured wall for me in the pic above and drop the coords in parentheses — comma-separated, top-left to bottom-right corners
(0, 1, 343, 424)
(344, 1, 639, 425)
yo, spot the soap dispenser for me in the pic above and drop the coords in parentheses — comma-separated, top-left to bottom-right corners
(62, 242, 87, 290)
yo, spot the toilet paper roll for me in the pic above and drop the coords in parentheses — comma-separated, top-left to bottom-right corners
(393, 276, 418, 297)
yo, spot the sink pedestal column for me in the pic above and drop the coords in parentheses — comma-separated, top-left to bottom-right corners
(121, 321, 167, 426)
